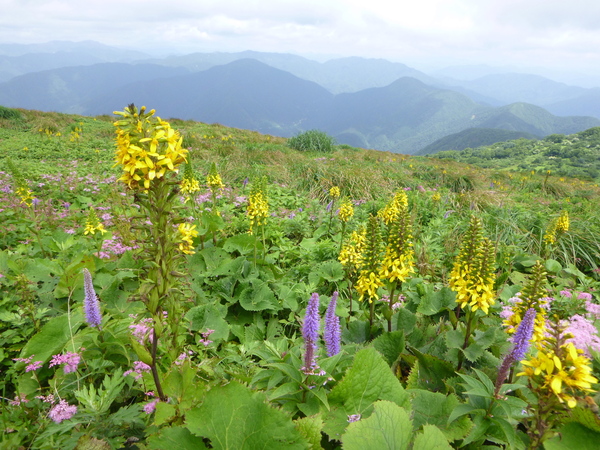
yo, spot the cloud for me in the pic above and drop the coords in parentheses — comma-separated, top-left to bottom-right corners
(0, 0, 598, 74)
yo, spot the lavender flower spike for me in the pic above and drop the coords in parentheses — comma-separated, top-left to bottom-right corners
(494, 308, 536, 395)
(324, 292, 341, 357)
(302, 293, 321, 373)
(83, 268, 102, 328)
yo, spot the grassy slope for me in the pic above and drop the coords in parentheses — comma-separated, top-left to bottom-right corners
(1, 107, 599, 273)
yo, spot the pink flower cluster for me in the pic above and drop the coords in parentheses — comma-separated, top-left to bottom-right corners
(124, 361, 152, 380)
(129, 315, 154, 344)
(49, 352, 81, 374)
(48, 399, 78, 423)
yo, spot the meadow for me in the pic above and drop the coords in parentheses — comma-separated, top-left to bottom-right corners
(1, 104, 600, 449)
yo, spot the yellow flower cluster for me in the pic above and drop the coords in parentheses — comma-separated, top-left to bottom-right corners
(556, 210, 569, 233)
(355, 270, 384, 302)
(544, 210, 570, 245)
(247, 191, 269, 234)
(178, 223, 198, 255)
(378, 191, 408, 225)
(449, 217, 496, 314)
(355, 215, 383, 302)
(379, 195, 414, 283)
(84, 208, 107, 235)
(431, 192, 441, 202)
(113, 105, 188, 190)
(329, 186, 340, 198)
(519, 341, 597, 408)
(339, 228, 366, 270)
(338, 199, 354, 223)
(207, 173, 225, 191)
(16, 186, 34, 207)
(181, 177, 200, 197)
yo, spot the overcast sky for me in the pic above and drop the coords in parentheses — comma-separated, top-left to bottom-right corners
(2, 0, 599, 76)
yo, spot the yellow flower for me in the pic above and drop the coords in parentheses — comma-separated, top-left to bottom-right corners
(247, 191, 268, 234)
(207, 173, 225, 191)
(339, 228, 366, 270)
(16, 186, 34, 207)
(84, 208, 107, 235)
(178, 223, 198, 255)
(113, 105, 188, 190)
(329, 186, 340, 198)
(519, 341, 597, 408)
(355, 270, 384, 302)
(338, 199, 354, 223)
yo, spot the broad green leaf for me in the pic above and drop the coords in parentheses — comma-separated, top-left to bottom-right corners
(373, 330, 405, 366)
(185, 303, 229, 341)
(294, 415, 323, 450)
(408, 348, 456, 393)
(545, 259, 562, 274)
(341, 400, 412, 450)
(412, 424, 453, 450)
(238, 279, 280, 311)
(417, 287, 456, 315)
(544, 422, 600, 450)
(148, 426, 207, 450)
(569, 406, 600, 433)
(409, 390, 472, 441)
(396, 308, 416, 334)
(223, 234, 259, 255)
(308, 260, 344, 285)
(325, 348, 410, 439)
(186, 382, 307, 449)
(19, 314, 78, 363)
(342, 320, 370, 344)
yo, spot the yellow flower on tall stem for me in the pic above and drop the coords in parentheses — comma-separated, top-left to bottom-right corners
(379, 191, 414, 331)
(449, 216, 495, 371)
(355, 215, 383, 329)
(112, 104, 191, 401)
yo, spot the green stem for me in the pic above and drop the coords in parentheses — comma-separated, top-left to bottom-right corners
(456, 309, 475, 372)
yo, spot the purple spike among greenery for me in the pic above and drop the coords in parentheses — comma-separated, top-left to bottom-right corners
(83, 268, 102, 328)
(324, 291, 341, 357)
(494, 307, 536, 395)
(302, 293, 320, 372)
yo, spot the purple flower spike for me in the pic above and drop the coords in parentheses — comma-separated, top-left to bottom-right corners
(324, 292, 341, 357)
(83, 268, 102, 328)
(494, 308, 536, 394)
(510, 308, 536, 361)
(302, 293, 320, 373)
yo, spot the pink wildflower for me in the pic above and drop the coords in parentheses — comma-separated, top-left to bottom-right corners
(143, 398, 159, 414)
(562, 314, 600, 357)
(124, 361, 151, 380)
(48, 399, 77, 423)
(49, 352, 81, 374)
(9, 393, 28, 406)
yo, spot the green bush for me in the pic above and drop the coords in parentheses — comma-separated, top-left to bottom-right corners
(0, 105, 22, 121)
(288, 129, 336, 153)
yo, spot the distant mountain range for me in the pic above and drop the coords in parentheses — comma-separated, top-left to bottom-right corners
(0, 40, 599, 154)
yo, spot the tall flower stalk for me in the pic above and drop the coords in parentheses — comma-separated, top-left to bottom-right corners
(449, 216, 495, 371)
(355, 214, 383, 329)
(339, 227, 366, 315)
(379, 191, 414, 331)
(113, 104, 190, 401)
(82, 268, 102, 329)
(324, 292, 341, 357)
(302, 293, 321, 374)
(247, 176, 269, 262)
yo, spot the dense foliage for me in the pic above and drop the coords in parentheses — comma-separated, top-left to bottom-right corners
(432, 127, 600, 182)
(1, 106, 600, 449)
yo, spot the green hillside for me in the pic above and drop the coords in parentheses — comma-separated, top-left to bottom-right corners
(418, 127, 539, 154)
(1, 106, 600, 448)
(432, 126, 600, 181)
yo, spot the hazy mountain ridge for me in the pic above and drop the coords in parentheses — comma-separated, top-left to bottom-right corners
(1, 41, 599, 153)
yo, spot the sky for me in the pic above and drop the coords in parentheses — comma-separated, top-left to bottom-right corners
(2, 0, 600, 77)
